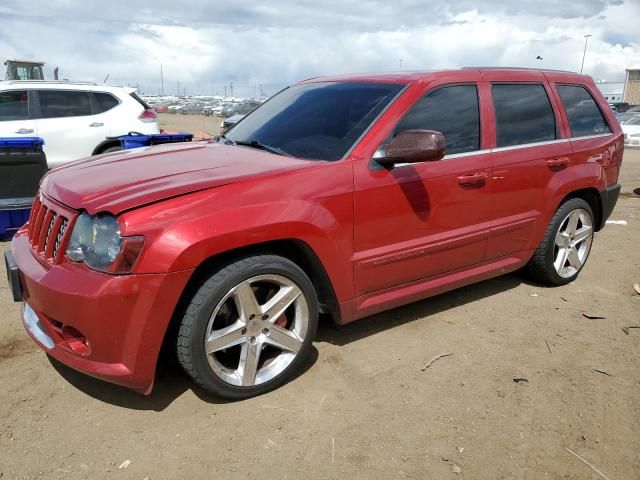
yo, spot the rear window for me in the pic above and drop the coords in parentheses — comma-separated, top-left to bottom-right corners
(38, 90, 92, 118)
(0, 90, 28, 121)
(129, 92, 150, 109)
(556, 85, 611, 137)
(94, 93, 119, 113)
(492, 84, 557, 148)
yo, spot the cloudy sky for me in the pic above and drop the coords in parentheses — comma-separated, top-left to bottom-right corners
(2, 0, 639, 97)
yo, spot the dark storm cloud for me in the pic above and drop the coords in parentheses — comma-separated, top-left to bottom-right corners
(1, 0, 624, 29)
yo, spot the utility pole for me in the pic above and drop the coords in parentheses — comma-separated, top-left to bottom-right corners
(160, 64, 164, 96)
(399, 58, 403, 70)
(231, 81, 234, 98)
(224, 85, 227, 97)
(177, 81, 180, 97)
(580, 34, 592, 74)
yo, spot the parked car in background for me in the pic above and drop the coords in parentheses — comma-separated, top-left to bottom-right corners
(617, 113, 637, 124)
(221, 113, 244, 133)
(622, 114, 640, 148)
(0, 81, 159, 168)
(6, 68, 622, 400)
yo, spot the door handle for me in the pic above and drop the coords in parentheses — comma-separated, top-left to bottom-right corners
(15, 128, 34, 134)
(546, 157, 569, 169)
(457, 172, 488, 187)
(89, 122, 104, 127)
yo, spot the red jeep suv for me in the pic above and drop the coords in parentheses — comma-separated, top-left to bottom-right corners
(5, 68, 623, 399)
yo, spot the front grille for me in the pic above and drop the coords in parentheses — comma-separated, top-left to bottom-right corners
(52, 219, 68, 258)
(27, 195, 75, 264)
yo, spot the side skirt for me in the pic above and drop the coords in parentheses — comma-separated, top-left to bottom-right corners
(338, 251, 534, 324)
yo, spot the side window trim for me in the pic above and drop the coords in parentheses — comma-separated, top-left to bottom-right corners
(554, 83, 613, 138)
(491, 137, 569, 153)
(89, 93, 99, 116)
(31, 90, 42, 119)
(491, 81, 560, 148)
(27, 90, 37, 120)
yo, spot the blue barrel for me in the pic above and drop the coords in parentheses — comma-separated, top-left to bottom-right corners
(119, 132, 194, 150)
(0, 137, 46, 238)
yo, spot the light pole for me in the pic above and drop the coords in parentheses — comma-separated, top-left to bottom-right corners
(580, 34, 592, 74)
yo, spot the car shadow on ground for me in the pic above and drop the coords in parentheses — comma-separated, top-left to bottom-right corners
(47, 271, 535, 411)
(316, 272, 532, 346)
(47, 345, 319, 412)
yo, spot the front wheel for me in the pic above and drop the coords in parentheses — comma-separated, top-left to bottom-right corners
(527, 198, 595, 286)
(176, 255, 318, 399)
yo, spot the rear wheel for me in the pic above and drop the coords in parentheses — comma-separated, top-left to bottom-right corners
(527, 198, 595, 286)
(176, 255, 318, 399)
(100, 145, 122, 154)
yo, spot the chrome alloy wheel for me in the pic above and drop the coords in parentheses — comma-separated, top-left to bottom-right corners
(204, 274, 309, 387)
(553, 208, 593, 278)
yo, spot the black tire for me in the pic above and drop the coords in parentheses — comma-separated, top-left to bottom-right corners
(526, 198, 594, 286)
(100, 145, 122, 154)
(176, 255, 318, 399)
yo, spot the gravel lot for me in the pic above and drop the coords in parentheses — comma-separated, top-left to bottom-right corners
(157, 113, 221, 137)
(1, 143, 638, 479)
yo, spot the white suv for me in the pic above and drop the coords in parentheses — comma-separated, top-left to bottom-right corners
(0, 81, 160, 168)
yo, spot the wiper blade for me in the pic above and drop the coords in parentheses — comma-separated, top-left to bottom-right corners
(217, 133, 233, 145)
(234, 140, 292, 157)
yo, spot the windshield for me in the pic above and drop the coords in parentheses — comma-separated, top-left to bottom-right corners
(223, 82, 404, 161)
(625, 115, 640, 125)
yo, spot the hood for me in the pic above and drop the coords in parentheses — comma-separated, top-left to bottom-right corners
(41, 142, 314, 214)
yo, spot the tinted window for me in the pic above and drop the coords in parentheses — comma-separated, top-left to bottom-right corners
(225, 82, 403, 161)
(0, 91, 28, 121)
(556, 85, 611, 137)
(393, 85, 480, 155)
(492, 84, 556, 147)
(38, 91, 92, 118)
(94, 93, 119, 113)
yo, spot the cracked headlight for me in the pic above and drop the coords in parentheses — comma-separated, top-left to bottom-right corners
(66, 212, 144, 274)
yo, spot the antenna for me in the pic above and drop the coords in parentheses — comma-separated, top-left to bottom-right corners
(103, 73, 110, 84)
(160, 63, 164, 96)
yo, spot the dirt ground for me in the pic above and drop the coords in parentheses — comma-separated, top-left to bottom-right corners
(1, 143, 639, 479)
(157, 113, 222, 137)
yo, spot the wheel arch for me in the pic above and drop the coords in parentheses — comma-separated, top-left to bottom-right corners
(170, 238, 341, 330)
(92, 139, 121, 155)
(557, 187, 602, 231)
(157, 238, 342, 373)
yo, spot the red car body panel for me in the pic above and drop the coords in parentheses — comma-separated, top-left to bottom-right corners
(9, 69, 623, 394)
(12, 232, 193, 393)
(42, 142, 319, 215)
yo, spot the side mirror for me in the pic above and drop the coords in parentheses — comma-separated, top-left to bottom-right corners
(376, 129, 446, 168)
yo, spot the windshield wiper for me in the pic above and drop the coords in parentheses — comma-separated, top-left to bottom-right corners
(217, 133, 233, 145)
(234, 140, 292, 157)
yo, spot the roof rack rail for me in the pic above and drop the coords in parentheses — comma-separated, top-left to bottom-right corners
(1, 80, 98, 86)
(462, 66, 577, 74)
